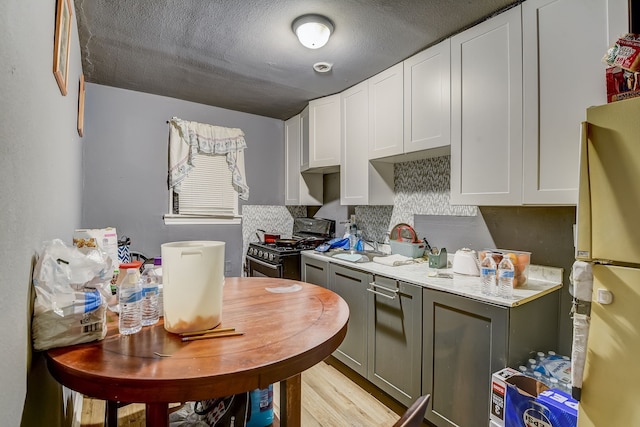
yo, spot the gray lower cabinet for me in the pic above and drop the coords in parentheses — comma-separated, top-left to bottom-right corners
(422, 288, 559, 427)
(329, 263, 372, 376)
(301, 254, 329, 287)
(367, 275, 422, 408)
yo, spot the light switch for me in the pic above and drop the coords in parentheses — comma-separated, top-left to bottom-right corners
(597, 288, 613, 305)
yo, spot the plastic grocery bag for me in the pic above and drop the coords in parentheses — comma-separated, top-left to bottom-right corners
(32, 239, 114, 351)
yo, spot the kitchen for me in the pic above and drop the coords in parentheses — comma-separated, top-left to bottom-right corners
(1, 0, 635, 426)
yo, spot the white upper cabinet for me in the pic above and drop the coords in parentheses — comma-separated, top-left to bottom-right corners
(450, 5, 523, 205)
(368, 63, 405, 160)
(300, 106, 310, 172)
(522, 0, 629, 205)
(341, 81, 394, 206)
(285, 114, 322, 206)
(403, 38, 451, 153)
(307, 93, 341, 171)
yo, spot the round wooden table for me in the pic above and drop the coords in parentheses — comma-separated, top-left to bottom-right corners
(46, 277, 349, 427)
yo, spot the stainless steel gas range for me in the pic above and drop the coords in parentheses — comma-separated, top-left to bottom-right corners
(245, 217, 335, 280)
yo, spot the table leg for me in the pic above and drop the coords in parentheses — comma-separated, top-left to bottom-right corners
(105, 401, 118, 427)
(279, 373, 302, 427)
(145, 402, 169, 427)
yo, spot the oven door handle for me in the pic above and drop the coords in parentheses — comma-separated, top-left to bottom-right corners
(247, 256, 280, 270)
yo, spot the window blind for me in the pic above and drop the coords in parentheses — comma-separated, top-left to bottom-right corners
(174, 153, 236, 216)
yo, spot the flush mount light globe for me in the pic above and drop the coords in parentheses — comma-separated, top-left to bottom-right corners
(292, 14, 334, 49)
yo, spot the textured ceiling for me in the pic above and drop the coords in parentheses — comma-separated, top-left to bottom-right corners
(75, 0, 520, 120)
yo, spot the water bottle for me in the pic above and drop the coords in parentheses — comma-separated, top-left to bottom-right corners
(498, 254, 515, 299)
(119, 268, 142, 335)
(480, 252, 497, 295)
(140, 264, 159, 326)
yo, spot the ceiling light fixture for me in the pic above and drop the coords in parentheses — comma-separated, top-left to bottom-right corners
(292, 14, 334, 49)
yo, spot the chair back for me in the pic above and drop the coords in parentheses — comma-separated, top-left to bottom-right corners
(392, 394, 431, 427)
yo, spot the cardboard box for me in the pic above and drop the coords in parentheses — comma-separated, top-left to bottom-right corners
(606, 66, 640, 103)
(490, 367, 520, 427)
(505, 375, 577, 427)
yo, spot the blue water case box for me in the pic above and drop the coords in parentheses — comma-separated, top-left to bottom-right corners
(490, 367, 520, 426)
(505, 375, 577, 427)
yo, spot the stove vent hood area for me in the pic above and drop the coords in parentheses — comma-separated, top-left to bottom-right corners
(74, 0, 520, 121)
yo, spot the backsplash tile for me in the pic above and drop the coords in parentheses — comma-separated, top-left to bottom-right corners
(356, 156, 476, 241)
(241, 205, 306, 264)
(354, 206, 393, 242)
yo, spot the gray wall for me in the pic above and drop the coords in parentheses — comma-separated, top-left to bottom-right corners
(82, 83, 284, 275)
(0, 0, 84, 425)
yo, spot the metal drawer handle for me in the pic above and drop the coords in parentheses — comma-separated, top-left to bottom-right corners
(367, 282, 398, 300)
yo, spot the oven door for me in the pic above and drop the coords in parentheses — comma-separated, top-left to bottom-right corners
(246, 255, 283, 278)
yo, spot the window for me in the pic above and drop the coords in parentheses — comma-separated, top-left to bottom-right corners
(164, 118, 249, 226)
(164, 153, 242, 225)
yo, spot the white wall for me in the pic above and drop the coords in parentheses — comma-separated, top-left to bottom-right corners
(0, 0, 84, 425)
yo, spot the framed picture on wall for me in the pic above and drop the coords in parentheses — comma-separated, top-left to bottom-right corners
(78, 74, 85, 137)
(53, 0, 72, 96)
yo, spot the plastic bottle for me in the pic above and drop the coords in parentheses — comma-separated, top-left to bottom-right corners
(498, 254, 515, 299)
(247, 385, 274, 427)
(119, 268, 142, 335)
(480, 252, 497, 295)
(154, 257, 164, 317)
(140, 264, 159, 326)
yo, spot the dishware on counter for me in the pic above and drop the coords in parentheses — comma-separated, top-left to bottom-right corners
(452, 248, 480, 276)
(161, 241, 225, 334)
(389, 223, 418, 243)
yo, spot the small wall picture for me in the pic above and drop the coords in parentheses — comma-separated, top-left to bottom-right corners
(53, 0, 72, 96)
(78, 74, 85, 137)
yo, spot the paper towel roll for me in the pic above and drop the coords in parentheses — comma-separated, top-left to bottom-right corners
(571, 261, 593, 302)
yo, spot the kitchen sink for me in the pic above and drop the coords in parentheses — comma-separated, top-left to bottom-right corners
(323, 250, 389, 263)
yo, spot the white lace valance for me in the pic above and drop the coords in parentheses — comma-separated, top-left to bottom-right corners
(168, 117, 249, 200)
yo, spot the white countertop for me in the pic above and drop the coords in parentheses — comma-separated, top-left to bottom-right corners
(302, 250, 563, 308)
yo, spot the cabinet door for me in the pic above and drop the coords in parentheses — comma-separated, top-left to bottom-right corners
(367, 277, 422, 407)
(301, 255, 328, 288)
(329, 264, 372, 376)
(404, 39, 451, 153)
(369, 63, 404, 160)
(309, 94, 341, 169)
(285, 114, 322, 206)
(341, 81, 395, 206)
(284, 115, 302, 205)
(300, 106, 309, 172)
(450, 6, 523, 205)
(522, 0, 625, 205)
(422, 288, 507, 427)
(341, 81, 370, 205)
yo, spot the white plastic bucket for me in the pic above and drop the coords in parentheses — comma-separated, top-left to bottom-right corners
(161, 241, 225, 334)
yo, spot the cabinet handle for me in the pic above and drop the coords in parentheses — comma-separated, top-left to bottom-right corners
(367, 282, 398, 300)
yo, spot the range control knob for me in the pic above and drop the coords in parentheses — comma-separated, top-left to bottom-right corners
(248, 247, 254, 255)
(268, 253, 275, 261)
(257, 250, 263, 258)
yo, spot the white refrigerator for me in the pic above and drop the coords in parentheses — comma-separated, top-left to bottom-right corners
(575, 96, 640, 426)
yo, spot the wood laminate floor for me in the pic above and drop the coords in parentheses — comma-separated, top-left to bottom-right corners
(79, 357, 428, 426)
